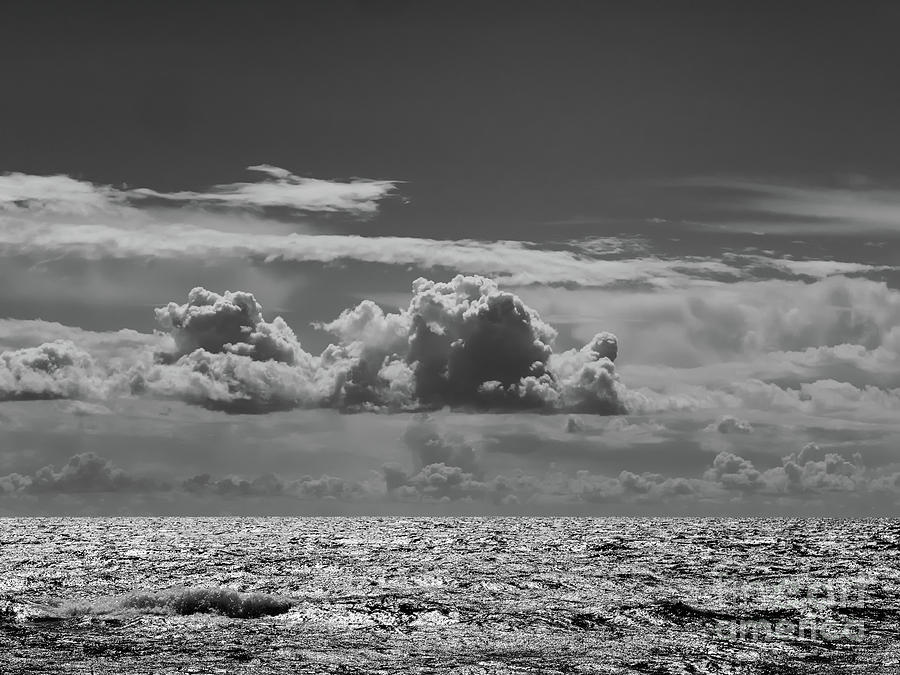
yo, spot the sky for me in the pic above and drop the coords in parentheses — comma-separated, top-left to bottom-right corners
(1, 1, 900, 515)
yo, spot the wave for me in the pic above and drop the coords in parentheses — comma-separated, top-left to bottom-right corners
(655, 599, 796, 623)
(39, 586, 294, 620)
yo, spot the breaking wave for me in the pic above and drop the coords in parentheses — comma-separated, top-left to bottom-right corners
(44, 586, 294, 620)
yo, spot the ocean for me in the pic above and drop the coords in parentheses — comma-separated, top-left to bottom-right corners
(0, 518, 897, 673)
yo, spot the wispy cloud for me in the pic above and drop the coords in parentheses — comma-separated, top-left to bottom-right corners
(0, 220, 886, 288)
(0, 220, 741, 287)
(1, 170, 891, 287)
(0, 166, 399, 217)
(129, 165, 399, 215)
(0, 173, 124, 214)
(680, 177, 900, 234)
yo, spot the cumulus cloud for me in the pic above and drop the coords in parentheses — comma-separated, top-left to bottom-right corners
(385, 463, 495, 502)
(573, 470, 698, 503)
(0, 452, 155, 494)
(386, 465, 704, 506)
(621, 377, 900, 423)
(154, 287, 303, 364)
(136, 275, 625, 414)
(0, 341, 121, 401)
(778, 443, 864, 493)
(2, 444, 895, 512)
(0, 452, 371, 501)
(704, 452, 764, 491)
(402, 416, 481, 474)
(707, 416, 753, 434)
(8, 274, 900, 424)
(0, 319, 166, 359)
(705, 445, 869, 495)
(386, 418, 540, 503)
(534, 277, 900, 390)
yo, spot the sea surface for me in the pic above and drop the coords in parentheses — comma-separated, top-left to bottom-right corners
(0, 518, 898, 674)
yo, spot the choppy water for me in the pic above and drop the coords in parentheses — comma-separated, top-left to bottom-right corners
(0, 518, 898, 673)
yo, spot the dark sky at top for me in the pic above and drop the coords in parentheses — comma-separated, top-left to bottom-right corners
(2, 1, 899, 237)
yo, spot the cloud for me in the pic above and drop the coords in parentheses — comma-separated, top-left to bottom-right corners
(64, 400, 113, 417)
(0, 451, 373, 502)
(3, 170, 890, 289)
(522, 276, 900, 391)
(7, 273, 900, 427)
(129, 165, 398, 216)
(777, 443, 864, 493)
(384, 462, 699, 505)
(705, 444, 869, 495)
(0, 167, 398, 218)
(8, 272, 900, 425)
(385, 463, 496, 502)
(0, 319, 167, 358)
(704, 452, 764, 491)
(2, 439, 896, 513)
(181, 472, 368, 500)
(532, 276, 900, 425)
(138, 275, 625, 414)
(0, 172, 124, 214)
(622, 377, 900, 423)
(679, 177, 900, 234)
(0, 275, 625, 414)
(0, 340, 122, 401)
(402, 416, 481, 474)
(154, 287, 303, 364)
(0, 220, 789, 288)
(565, 415, 585, 433)
(0, 452, 155, 494)
(707, 416, 753, 434)
(2, 169, 893, 290)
